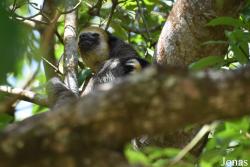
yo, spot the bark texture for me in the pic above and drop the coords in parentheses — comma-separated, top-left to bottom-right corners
(0, 66, 250, 166)
(155, 0, 244, 66)
(0, 86, 48, 107)
(63, 0, 79, 95)
(40, 0, 58, 80)
(152, 0, 245, 157)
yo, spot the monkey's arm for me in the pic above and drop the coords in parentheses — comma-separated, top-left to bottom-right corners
(46, 77, 78, 108)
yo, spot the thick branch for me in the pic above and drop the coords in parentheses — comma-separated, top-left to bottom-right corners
(40, 0, 58, 80)
(0, 86, 48, 107)
(155, 0, 244, 66)
(0, 66, 249, 166)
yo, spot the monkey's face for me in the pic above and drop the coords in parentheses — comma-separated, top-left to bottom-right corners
(78, 27, 109, 72)
(78, 32, 100, 51)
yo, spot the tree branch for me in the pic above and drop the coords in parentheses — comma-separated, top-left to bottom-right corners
(60, 0, 82, 15)
(0, 66, 249, 166)
(40, 1, 60, 80)
(0, 86, 48, 107)
(63, 0, 79, 95)
(105, 0, 118, 30)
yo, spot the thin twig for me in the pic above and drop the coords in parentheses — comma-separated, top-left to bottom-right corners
(171, 122, 220, 164)
(41, 57, 63, 76)
(14, 12, 41, 20)
(88, 0, 103, 16)
(29, 2, 41, 11)
(10, 0, 18, 13)
(55, 30, 64, 45)
(105, 0, 118, 31)
(135, 0, 151, 40)
(14, 16, 48, 25)
(122, 24, 163, 34)
(60, 0, 82, 15)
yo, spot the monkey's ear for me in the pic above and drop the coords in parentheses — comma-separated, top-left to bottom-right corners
(125, 59, 143, 72)
(125, 58, 149, 73)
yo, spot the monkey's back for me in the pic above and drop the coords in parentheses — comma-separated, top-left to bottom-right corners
(108, 35, 140, 59)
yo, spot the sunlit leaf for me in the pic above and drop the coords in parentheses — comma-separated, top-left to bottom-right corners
(189, 56, 225, 70)
(207, 17, 244, 28)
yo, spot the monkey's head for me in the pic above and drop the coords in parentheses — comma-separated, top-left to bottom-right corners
(78, 27, 109, 72)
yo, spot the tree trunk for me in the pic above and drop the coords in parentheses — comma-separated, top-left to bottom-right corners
(155, 0, 244, 66)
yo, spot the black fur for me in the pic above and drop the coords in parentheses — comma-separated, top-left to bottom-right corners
(79, 29, 150, 95)
(108, 34, 139, 59)
(92, 57, 149, 87)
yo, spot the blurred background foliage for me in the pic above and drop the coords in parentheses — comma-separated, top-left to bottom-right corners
(0, 0, 249, 167)
(126, 117, 250, 167)
(189, 1, 250, 71)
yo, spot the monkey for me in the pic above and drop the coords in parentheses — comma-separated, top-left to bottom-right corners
(77, 26, 151, 151)
(47, 26, 149, 107)
(78, 27, 109, 72)
(78, 26, 149, 95)
(77, 27, 152, 151)
(78, 27, 142, 73)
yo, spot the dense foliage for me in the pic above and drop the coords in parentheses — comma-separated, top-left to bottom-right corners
(0, 0, 249, 167)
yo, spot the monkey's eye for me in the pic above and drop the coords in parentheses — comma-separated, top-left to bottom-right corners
(92, 33, 99, 37)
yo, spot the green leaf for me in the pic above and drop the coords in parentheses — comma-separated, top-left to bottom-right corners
(110, 22, 128, 40)
(32, 104, 48, 115)
(125, 145, 150, 165)
(0, 5, 29, 84)
(189, 56, 225, 71)
(230, 44, 249, 64)
(78, 68, 92, 86)
(207, 17, 244, 28)
(145, 147, 180, 160)
(202, 40, 228, 45)
(225, 30, 250, 64)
